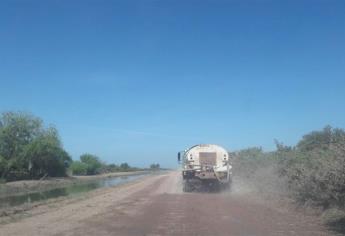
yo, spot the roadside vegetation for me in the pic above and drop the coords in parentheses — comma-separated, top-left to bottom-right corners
(0, 112, 71, 181)
(232, 126, 345, 232)
(70, 154, 142, 176)
(0, 112, 153, 182)
(150, 163, 160, 170)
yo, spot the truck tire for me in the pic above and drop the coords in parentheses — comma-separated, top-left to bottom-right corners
(183, 181, 192, 192)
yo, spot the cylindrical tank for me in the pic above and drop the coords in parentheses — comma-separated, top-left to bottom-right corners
(179, 144, 232, 192)
(184, 144, 229, 168)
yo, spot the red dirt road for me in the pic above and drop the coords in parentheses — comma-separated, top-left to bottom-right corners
(0, 172, 336, 236)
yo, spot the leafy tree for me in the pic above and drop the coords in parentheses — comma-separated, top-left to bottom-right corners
(120, 162, 130, 171)
(22, 134, 71, 177)
(0, 112, 43, 161)
(80, 153, 102, 175)
(106, 163, 119, 172)
(277, 127, 345, 207)
(297, 126, 345, 152)
(70, 161, 88, 175)
(0, 155, 7, 177)
(108, 163, 118, 169)
(0, 112, 71, 180)
(150, 163, 160, 170)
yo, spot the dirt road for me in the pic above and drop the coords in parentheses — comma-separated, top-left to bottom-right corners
(0, 171, 336, 236)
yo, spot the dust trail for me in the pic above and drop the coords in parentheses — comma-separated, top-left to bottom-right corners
(166, 167, 287, 197)
(230, 165, 290, 203)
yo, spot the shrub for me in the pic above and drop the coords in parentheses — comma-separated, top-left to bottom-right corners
(70, 161, 88, 175)
(120, 163, 130, 171)
(232, 147, 277, 178)
(0, 112, 71, 180)
(80, 154, 102, 175)
(234, 126, 345, 211)
(277, 126, 345, 208)
(22, 136, 71, 178)
(0, 155, 6, 177)
(150, 163, 160, 170)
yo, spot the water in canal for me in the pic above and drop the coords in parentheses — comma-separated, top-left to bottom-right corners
(0, 174, 146, 208)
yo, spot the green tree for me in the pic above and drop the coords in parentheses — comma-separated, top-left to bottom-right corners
(22, 133, 71, 178)
(107, 163, 119, 172)
(150, 163, 160, 170)
(0, 112, 43, 161)
(80, 153, 102, 175)
(297, 125, 345, 152)
(274, 126, 345, 208)
(70, 161, 88, 175)
(0, 112, 71, 180)
(120, 162, 130, 171)
(0, 155, 7, 178)
(108, 163, 118, 169)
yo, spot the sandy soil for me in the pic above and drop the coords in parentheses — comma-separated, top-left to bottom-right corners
(0, 171, 339, 236)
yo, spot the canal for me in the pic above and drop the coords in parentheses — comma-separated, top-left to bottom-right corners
(0, 174, 147, 208)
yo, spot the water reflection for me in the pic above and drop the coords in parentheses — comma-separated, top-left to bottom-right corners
(0, 174, 145, 208)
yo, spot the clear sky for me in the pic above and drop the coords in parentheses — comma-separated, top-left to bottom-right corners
(1, 0, 345, 168)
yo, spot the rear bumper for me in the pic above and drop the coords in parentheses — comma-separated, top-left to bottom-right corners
(182, 170, 196, 179)
(182, 170, 230, 181)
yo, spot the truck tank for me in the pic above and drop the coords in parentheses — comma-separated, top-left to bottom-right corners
(178, 144, 232, 192)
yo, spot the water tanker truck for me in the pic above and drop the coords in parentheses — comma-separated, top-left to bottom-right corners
(178, 144, 232, 192)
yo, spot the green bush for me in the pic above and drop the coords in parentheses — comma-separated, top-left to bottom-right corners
(23, 136, 71, 178)
(0, 155, 7, 177)
(277, 126, 345, 208)
(97, 163, 120, 174)
(234, 126, 345, 211)
(150, 163, 160, 170)
(0, 112, 71, 180)
(70, 161, 88, 175)
(120, 162, 130, 171)
(232, 147, 277, 178)
(80, 154, 103, 175)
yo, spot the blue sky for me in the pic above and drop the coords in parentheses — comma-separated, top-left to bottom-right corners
(1, 0, 345, 168)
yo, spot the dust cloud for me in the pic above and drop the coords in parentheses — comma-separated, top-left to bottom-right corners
(230, 164, 290, 204)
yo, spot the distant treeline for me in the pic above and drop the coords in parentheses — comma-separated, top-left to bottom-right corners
(232, 126, 345, 228)
(0, 112, 158, 182)
(70, 154, 143, 176)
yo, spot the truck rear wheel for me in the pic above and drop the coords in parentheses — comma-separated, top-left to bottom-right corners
(183, 181, 192, 192)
